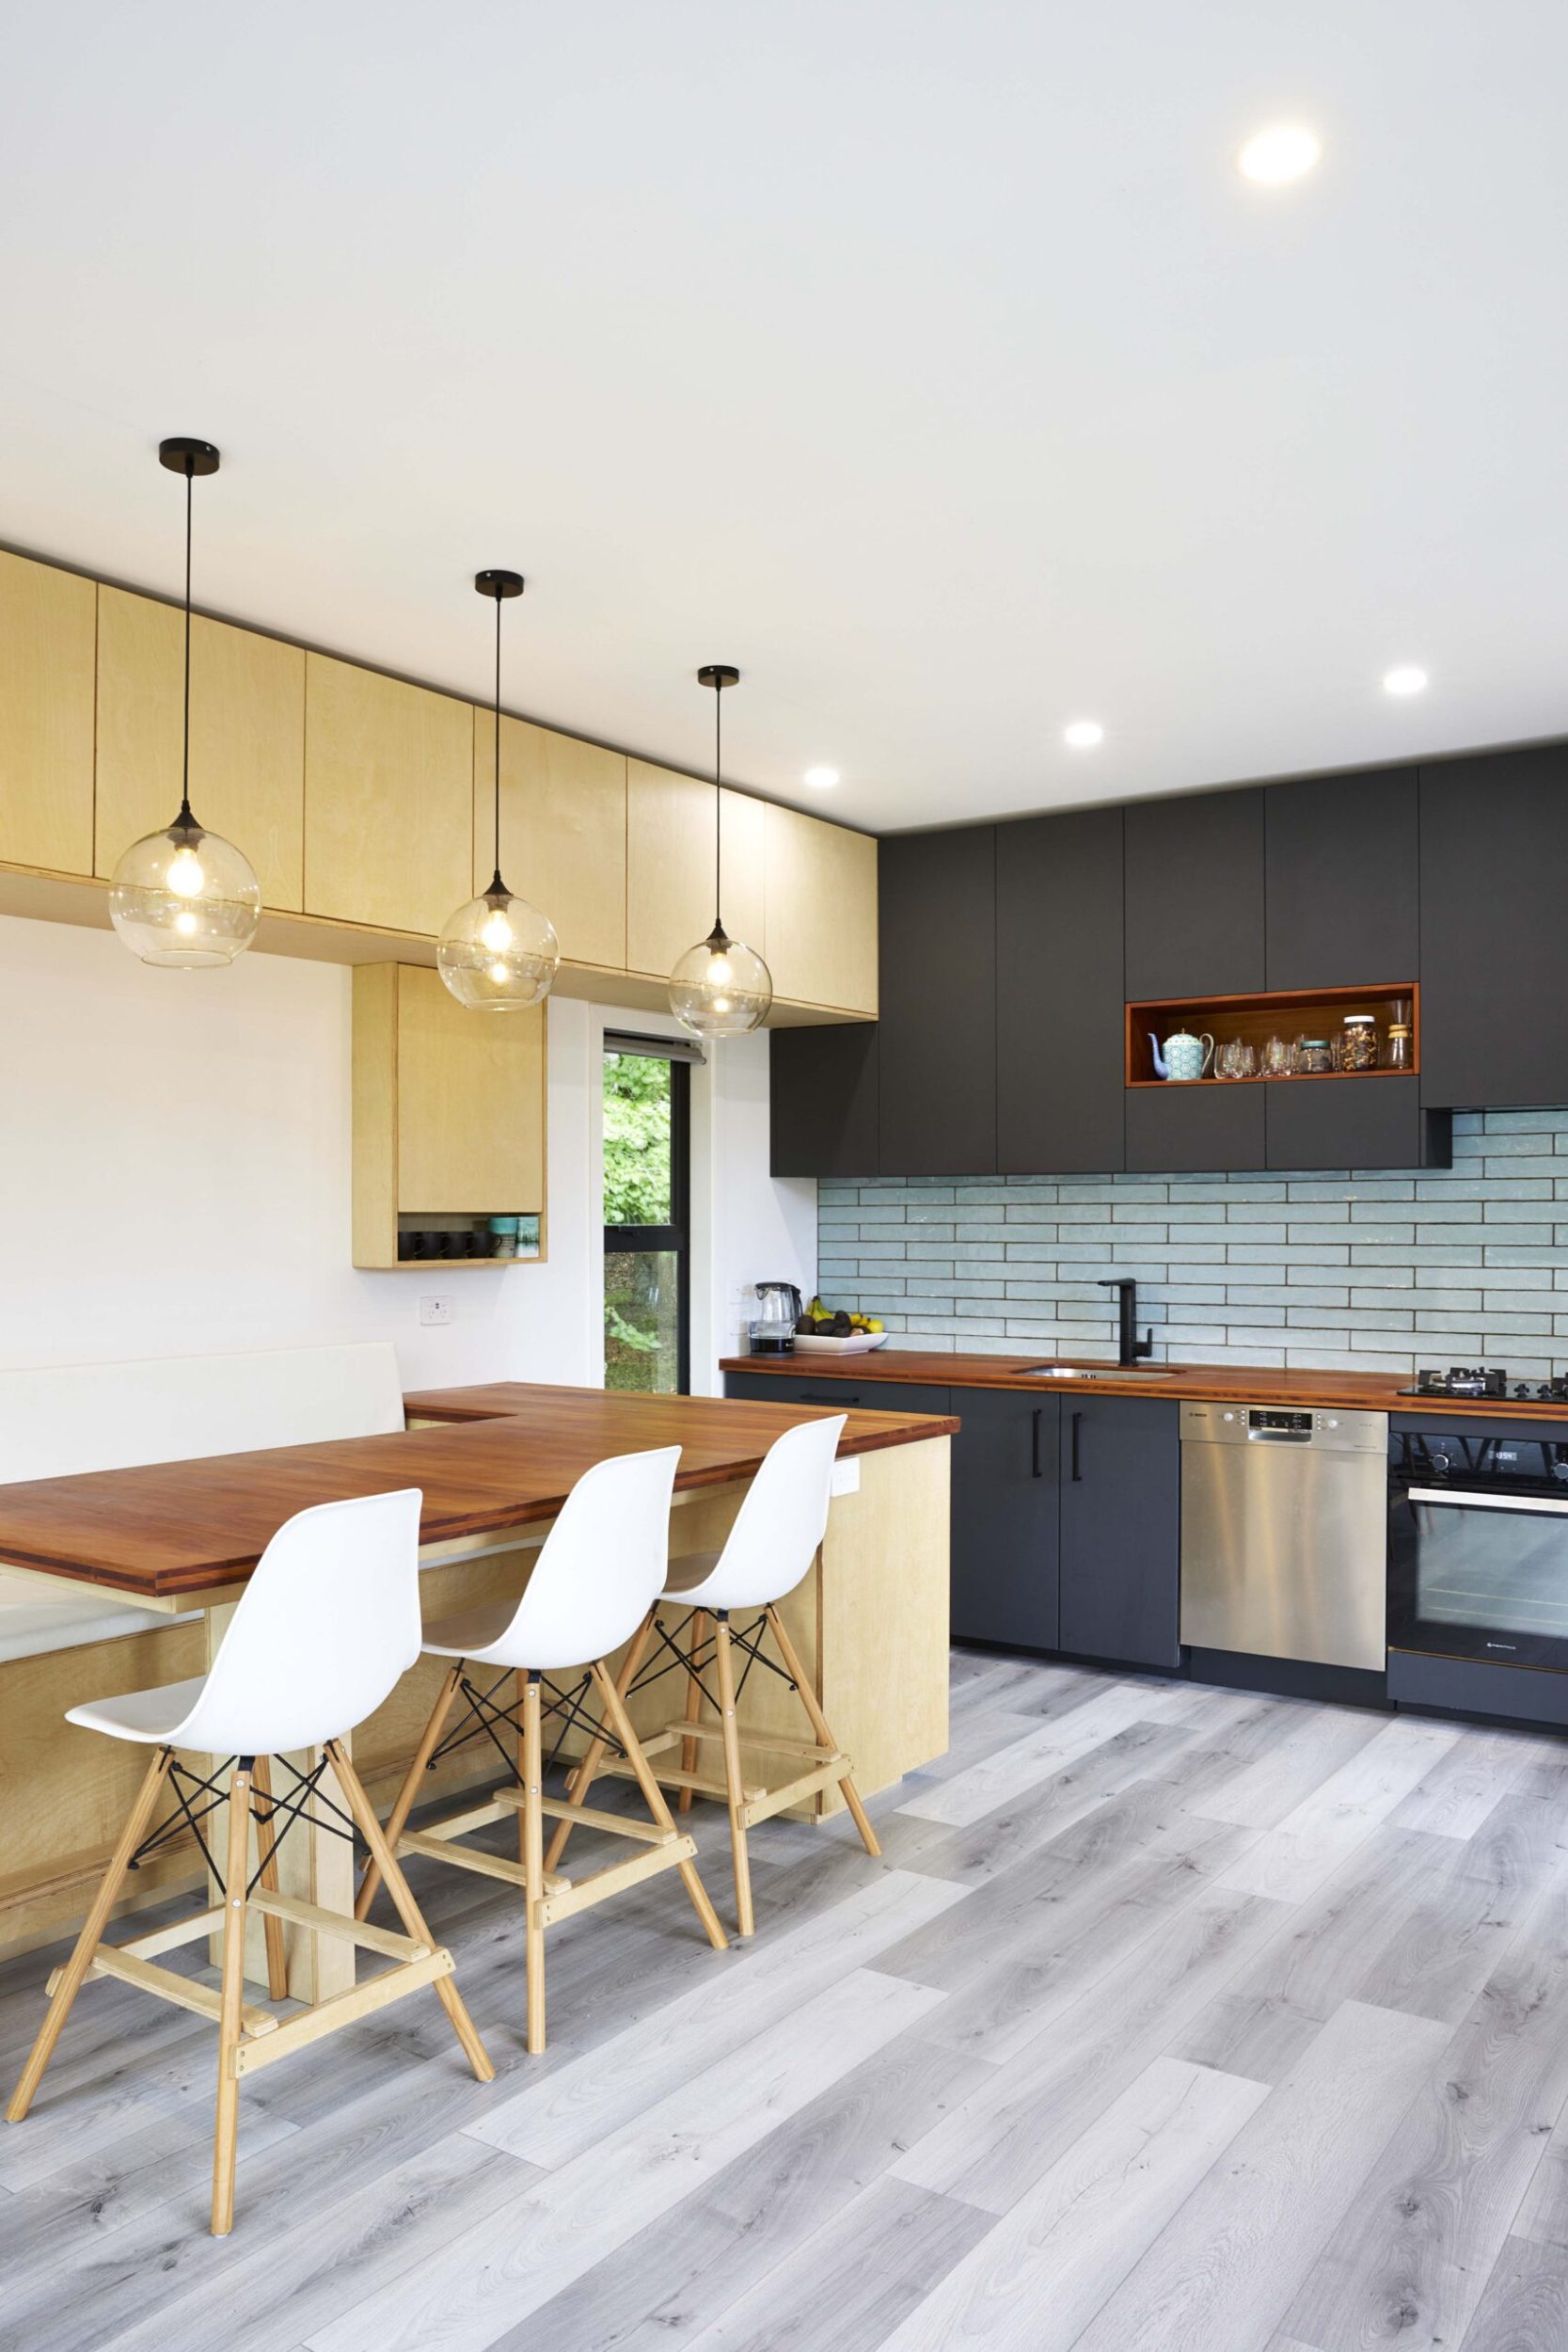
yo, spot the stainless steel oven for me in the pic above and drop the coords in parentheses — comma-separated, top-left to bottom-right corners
(1388, 1419, 1568, 1669)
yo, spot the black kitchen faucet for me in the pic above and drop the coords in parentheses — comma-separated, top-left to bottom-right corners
(1098, 1277, 1154, 1366)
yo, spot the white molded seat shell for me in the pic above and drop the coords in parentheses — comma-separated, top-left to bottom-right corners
(658, 1416, 846, 1613)
(422, 1447, 680, 1674)
(66, 1489, 424, 1756)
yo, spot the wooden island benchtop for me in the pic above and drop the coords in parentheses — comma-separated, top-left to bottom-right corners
(0, 1380, 957, 1603)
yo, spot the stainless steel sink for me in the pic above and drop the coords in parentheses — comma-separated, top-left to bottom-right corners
(1018, 1364, 1180, 1380)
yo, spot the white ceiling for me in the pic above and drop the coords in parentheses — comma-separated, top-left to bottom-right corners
(3, 2, 1566, 834)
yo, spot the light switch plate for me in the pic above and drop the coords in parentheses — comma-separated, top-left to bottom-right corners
(420, 1295, 452, 1327)
(830, 1457, 862, 1496)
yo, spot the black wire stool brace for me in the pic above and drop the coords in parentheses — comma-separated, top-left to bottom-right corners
(546, 1599, 881, 1942)
(7, 1738, 492, 2238)
(356, 1650, 728, 2057)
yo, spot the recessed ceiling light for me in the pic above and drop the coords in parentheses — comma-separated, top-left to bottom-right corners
(803, 766, 839, 789)
(1063, 720, 1104, 750)
(1237, 124, 1323, 184)
(1383, 664, 1429, 698)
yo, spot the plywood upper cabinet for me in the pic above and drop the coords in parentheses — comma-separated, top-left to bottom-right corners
(721, 787, 767, 958)
(0, 549, 95, 876)
(626, 759, 718, 978)
(352, 963, 546, 1267)
(474, 712, 626, 969)
(95, 588, 305, 909)
(764, 803, 878, 1013)
(305, 656, 472, 936)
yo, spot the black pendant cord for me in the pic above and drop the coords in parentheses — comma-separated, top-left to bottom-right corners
(178, 457, 195, 831)
(489, 584, 506, 898)
(712, 676, 724, 939)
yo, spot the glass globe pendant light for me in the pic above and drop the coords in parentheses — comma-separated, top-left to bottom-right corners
(668, 665, 772, 1036)
(109, 438, 261, 968)
(437, 570, 560, 1011)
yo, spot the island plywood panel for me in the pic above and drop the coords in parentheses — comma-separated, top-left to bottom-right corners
(626, 759, 717, 977)
(95, 589, 305, 909)
(764, 803, 879, 1013)
(304, 654, 472, 936)
(474, 711, 627, 969)
(394, 962, 545, 1216)
(0, 549, 95, 876)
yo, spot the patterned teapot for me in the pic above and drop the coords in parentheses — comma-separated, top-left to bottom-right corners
(1149, 1028, 1214, 1082)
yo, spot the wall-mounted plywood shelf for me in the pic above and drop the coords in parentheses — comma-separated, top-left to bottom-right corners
(1126, 983, 1418, 1088)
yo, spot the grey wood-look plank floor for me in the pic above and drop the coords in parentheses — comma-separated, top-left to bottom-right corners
(6, 1652, 1568, 2351)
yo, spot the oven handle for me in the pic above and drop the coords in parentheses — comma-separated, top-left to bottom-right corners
(1406, 1486, 1568, 1515)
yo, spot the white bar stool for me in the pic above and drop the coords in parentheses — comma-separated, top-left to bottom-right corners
(5, 1488, 494, 2236)
(550, 1414, 880, 1937)
(356, 1445, 728, 2055)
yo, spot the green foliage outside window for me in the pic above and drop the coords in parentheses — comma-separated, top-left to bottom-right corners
(603, 1051, 673, 1224)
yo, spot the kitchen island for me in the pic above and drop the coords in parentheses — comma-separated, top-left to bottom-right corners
(0, 1382, 955, 1964)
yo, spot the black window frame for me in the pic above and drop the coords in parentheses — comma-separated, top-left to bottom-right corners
(603, 1049, 691, 1395)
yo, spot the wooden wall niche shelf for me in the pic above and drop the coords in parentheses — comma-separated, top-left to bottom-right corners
(352, 963, 546, 1270)
(1127, 983, 1419, 1088)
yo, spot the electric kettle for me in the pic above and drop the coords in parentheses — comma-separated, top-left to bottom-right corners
(751, 1280, 804, 1353)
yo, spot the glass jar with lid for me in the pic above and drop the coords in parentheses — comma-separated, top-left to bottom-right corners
(1340, 1013, 1379, 1071)
(1296, 1037, 1334, 1074)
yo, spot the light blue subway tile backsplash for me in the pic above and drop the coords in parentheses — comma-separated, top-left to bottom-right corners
(814, 1109, 1568, 1376)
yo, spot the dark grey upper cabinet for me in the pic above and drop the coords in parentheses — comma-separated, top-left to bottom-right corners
(1420, 749, 1568, 1109)
(1265, 769, 1418, 989)
(769, 1024, 879, 1179)
(1124, 787, 1265, 1000)
(878, 827, 997, 1175)
(1265, 1076, 1450, 1171)
(996, 806, 1125, 1174)
(1126, 1082, 1265, 1173)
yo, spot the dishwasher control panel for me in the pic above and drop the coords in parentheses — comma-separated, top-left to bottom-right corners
(1180, 1401, 1387, 1452)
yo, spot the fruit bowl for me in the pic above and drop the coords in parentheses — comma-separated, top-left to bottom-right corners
(792, 1332, 890, 1356)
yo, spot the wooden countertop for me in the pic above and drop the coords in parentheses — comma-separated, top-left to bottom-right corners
(721, 1350, 1568, 1420)
(0, 1381, 957, 1602)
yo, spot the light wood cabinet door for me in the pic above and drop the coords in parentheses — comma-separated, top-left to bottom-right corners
(0, 549, 95, 875)
(626, 758, 718, 977)
(720, 788, 767, 957)
(395, 964, 545, 1215)
(765, 803, 879, 1012)
(95, 588, 305, 908)
(304, 656, 472, 936)
(474, 712, 626, 969)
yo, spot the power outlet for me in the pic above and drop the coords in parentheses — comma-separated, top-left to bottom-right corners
(419, 1295, 452, 1328)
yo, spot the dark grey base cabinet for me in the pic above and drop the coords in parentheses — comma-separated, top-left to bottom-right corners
(1388, 1647, 1568, 1732)
(721, 1371, 951, 1419)
(1058, 1396, 1180, 1669)
(947, 1389, 1060, 1650)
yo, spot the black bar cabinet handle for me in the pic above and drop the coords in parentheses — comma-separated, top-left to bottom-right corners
(1031, 1406, 1043, 1479)
(1070, 1409, 1083, 1482)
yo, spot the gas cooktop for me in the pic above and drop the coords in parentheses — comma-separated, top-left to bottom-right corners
(1400, 1366, 1568, 1403)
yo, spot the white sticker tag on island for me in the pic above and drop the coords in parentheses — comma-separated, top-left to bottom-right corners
(831, 1457, 862, 1496)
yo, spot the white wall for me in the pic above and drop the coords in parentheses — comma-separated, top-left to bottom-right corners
(0, 914, 814, 1392)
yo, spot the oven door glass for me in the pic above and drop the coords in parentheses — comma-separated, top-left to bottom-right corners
(1390, 1430, 1568, 1666)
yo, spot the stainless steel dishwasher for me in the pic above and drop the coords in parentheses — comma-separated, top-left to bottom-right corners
(1180, 1402, 1388, 1671)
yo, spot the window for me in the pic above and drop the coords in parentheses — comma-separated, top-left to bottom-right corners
(603, 1041, 691, 1393)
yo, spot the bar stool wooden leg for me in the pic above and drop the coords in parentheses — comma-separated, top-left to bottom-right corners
(546, 1613, 654, 1872)
(326, 1740, 495, 2086)
(249, 1757, 290, 2002)
(765, 1603, 881, 1857)
(6, 1744, 173, 2126)
(211, 1761, 254, 2235)
(516, 1670, 530, 1868)
(591, 1661, 728, 1951)
(523, 1674, 546, 2053)
(677, 1610, 707, 1815)
(355, 1662, 463, 1921)
(711, 1618, 754, 1939)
